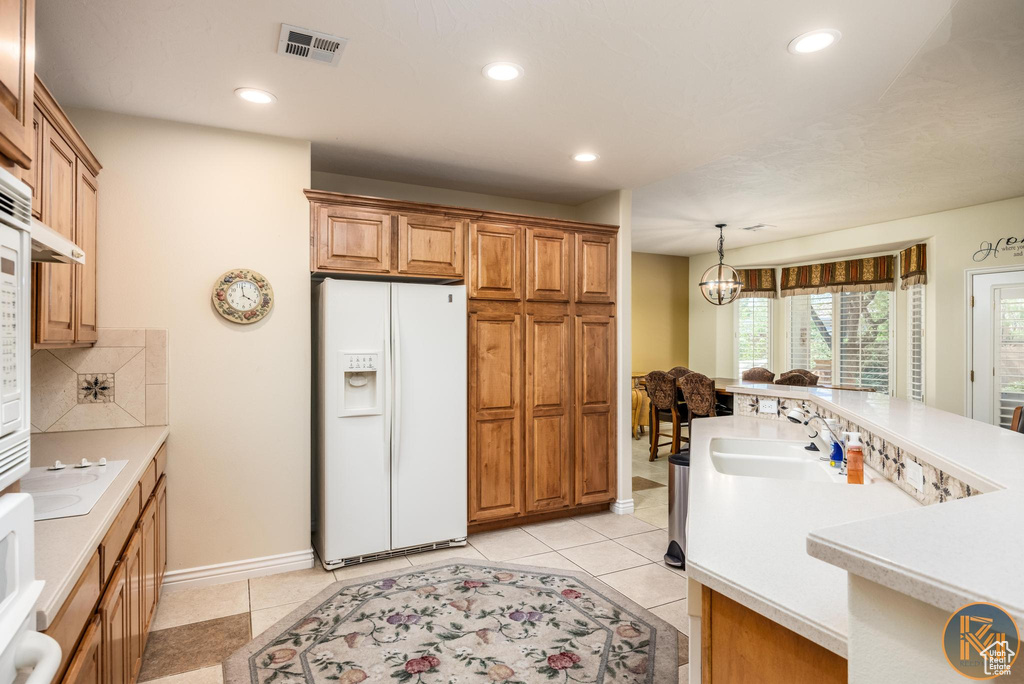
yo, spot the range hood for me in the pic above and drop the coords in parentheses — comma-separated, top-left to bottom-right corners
(31, 219, 85, 264)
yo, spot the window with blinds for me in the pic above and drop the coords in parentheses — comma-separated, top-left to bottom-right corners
(996, 289, 1024, 428)
(787, 291, 893, 391)
(907, 284, 925, 402)
(736, 297, 772, 375)
(787, 293, 833, 384)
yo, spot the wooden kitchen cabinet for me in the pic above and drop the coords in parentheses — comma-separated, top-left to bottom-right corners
(140, 495, 159, 641)
(574, 315, 617, 505)
(61, 615, 102, 684)
(524, 312, 572, 513)
(98, 560, 130, 684)
(31, 77, 102, 348)
(0, 0, 35, 168)
(468, 222, 521, 300)
(125, 528, 144, 682)
(397, 213, 465, 277)
(468, 310, 523, 522)
(575, 233, 616, 303)
(312, 204, 393, 274)
(526, 228, 571, 302)
(155, 476, 167, 591)
(25, 106, 41, 216)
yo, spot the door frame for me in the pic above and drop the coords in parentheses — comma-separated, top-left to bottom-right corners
(963, 264, 1024, 419)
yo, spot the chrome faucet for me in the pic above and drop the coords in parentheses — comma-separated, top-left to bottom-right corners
(785, 408, 837, 455)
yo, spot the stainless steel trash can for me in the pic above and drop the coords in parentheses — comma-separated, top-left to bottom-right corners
(664, 451, 689, 568)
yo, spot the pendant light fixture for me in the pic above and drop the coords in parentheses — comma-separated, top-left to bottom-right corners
(699, 224, 743, 305)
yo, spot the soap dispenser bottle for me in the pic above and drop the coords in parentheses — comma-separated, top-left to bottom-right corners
(843, 432, 865, 485)
(826, 419, 844, 467)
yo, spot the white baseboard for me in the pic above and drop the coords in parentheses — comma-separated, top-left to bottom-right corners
(610, 499, 635, 514)
(162, 548, 315, 590)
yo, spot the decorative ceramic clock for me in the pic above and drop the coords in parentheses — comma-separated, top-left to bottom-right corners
(212, 269, 274, 324)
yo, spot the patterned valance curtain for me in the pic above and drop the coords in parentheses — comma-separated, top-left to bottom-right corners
(780, 255, 895, 297)
(900, 243, 927, 289)
(736, 268, 777, 299)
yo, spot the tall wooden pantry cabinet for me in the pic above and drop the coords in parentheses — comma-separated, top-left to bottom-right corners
(306, 192, 619, 531)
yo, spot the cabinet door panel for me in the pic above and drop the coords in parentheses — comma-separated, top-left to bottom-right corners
(526, 228, 570, 301)
(99, 561, 130, 684)
(468, 313, 522, 522)
(575, 233, 616, 303)
(26, 105, 41, 217)
(0, 0, 34, 167)
(398, 213, 465, 277)
(61, 614, 102, 684)
(36, 120, 77, 345)
(525, 313, 571, 512)
(156, 476, 167, 589)
(314, 206, 392, 273)
(126, 529, 144, 682)
(141, 496, 159, 642)
(574, 315, 616, 504)
(469, 222, 521, 300)
(75, 160, 98, 343)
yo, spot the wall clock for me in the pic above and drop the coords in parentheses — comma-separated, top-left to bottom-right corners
(212, 268, 274, 324)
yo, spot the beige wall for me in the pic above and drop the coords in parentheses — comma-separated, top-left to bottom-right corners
(631, 252, 689, 374)
(67, 109, 312, 571)
(311, 171, 584, 220)
(688, 196, 1024, 415)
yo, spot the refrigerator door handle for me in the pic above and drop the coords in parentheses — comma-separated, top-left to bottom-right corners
(391, 291, 402, 467)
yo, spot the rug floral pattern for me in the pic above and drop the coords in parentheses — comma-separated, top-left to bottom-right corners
(232, 562, 670, 684)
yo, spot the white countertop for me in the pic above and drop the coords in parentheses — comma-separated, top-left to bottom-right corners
(727, 384, 1024, 626)
(685, 416, 919, 657)
(30, 426, 169, 629)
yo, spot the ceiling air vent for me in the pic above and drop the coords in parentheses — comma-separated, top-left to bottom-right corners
(740, 223, 774, 232)
(277, 24, 347, 66)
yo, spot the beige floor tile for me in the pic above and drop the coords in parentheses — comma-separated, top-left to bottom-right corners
(406, 545, 485, 566)
(151, 580, 250, 631)
(632, 505, 669, 529)
(520, 518, 607, 550)
(469, 527, 550, 561)
(598, 564, 688, 608)
(332, 555, 413, 581)
(560, 540, 649, 576)
(651, 599, 690, 635)
(248, 566, 336, 611)
(633, 487, 669, 509)
(574, 510, 658, 538)
(507, 551, 588, 574)
(250, 600, 304, 638)
(616, 529, 670, 563)
(144, 665, 223, 684)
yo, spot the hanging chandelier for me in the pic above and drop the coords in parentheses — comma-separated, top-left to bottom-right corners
(699, 224, 743, 305)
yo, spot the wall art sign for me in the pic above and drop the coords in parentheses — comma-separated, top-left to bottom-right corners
(974, 235, 1024, 262)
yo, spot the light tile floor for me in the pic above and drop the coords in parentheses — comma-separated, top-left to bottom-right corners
(142, 434, 683, 683)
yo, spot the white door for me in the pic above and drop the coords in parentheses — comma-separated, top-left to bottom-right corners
(970, 270, 1024, 426)
(317, 279, 392, 562)
(390, 283, 467, 549)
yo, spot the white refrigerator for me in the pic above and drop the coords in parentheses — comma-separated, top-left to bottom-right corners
(314, 279, 467, 568)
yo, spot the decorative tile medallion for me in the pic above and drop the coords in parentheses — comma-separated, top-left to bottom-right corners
(733, 392, 984, 506)
(223, 560, 678, 684)
(78, 373, 114, 404)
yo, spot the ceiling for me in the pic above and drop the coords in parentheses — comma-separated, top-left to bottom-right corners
(34, 0, 1023, 254)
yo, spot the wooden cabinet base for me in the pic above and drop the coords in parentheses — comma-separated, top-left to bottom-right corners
(467, 501, 610, 534)
(701, 586, 846, 684)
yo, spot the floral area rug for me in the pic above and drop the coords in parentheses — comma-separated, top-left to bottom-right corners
(223, 559, 677, 683)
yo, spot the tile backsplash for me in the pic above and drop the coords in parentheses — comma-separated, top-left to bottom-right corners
(32, 328, 168, 432)
(735, 393, 981, 506)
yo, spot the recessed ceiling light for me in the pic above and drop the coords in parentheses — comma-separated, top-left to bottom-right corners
(483, 62, 524, 81)
(572, 152, 599, 162)
(234, 87, 277, 104)
(787, 29, 841, 54)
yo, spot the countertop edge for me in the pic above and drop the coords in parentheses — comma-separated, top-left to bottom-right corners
(34, 425, 170, 629)
(688, 561, 849, 658)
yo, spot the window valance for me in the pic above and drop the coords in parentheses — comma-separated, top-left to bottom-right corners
(899, 243, 927, 289)
(737, 268, 777, 299)
(780, 255, 895, 297)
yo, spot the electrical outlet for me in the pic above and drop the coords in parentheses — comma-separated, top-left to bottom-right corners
(905, 459, 924, 493)
(758, 398, 778, 415)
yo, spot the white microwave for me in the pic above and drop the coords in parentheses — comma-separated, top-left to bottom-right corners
(0, 167, 33, 491)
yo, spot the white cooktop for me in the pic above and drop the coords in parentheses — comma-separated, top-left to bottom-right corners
(20, 461, 128, 521)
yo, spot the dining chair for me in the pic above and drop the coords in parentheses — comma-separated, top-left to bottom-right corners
(1011, 406, 1024, 433)
(741, 367, 775, 383)
(644, 370, 686, 460)
(775, 369, 819, 386)
(678, 373, 717, 454)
